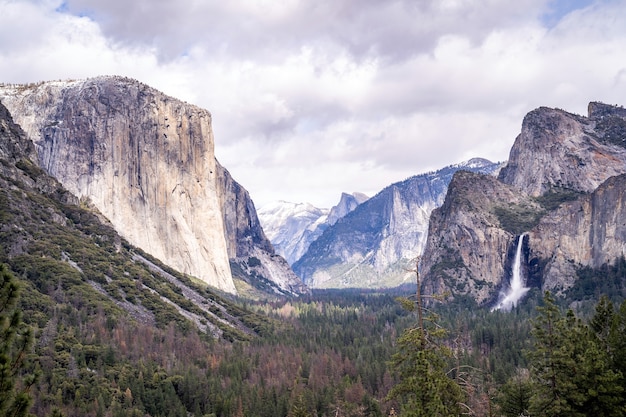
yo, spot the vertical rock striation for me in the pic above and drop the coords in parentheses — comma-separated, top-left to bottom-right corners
(528, 173, 626, 293)
(0, 77, 238, 293)
(216, 162, 307, 295)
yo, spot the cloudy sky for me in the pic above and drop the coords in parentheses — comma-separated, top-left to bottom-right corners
(1, 0, 626, 208)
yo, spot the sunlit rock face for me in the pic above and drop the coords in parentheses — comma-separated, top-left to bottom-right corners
(422, 103, 626, 304)
(0, 77, 235, 292)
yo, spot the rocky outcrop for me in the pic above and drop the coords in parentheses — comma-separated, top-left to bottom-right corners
(528, 173, 626, 293)
(217, 163, 307, 295)
(422, 103, 626, 305)
(293, 159, 502, 289)
(421, 171, 541, 304)
(498, 104, 626, 196)
(326, 192, 369, 227)
(0, 76, 304, 295)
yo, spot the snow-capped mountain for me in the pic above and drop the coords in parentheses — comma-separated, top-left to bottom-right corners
(293, 158, 504, 289)
(258, 192, 369, 265)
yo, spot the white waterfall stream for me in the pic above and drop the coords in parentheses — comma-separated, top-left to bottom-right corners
(492, 234, 529, 311)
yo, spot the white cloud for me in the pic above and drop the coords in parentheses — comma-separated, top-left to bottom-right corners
(1, 0, 625, 207)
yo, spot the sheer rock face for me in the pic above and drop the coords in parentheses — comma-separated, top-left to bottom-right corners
(498, 105, 626, 196)
(0, 77, 269, 294)
(529, 173, 626, 293)
(216, 162, 307, 295)
(420, 171, 538, 305)
(422, 103, 626, 304)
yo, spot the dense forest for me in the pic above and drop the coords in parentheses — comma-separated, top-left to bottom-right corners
(2, 258, 626, 416)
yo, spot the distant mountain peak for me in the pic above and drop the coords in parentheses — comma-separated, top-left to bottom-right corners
(292, 159, 503, 289)
(258, 192, 368, 265)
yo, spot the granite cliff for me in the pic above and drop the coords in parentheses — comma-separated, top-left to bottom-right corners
(293, 159, 502, 289)
(0, 100, 270, 338)
(421, 102, 626, 305)
(0, 76, 303, 295)
(499, 103, 626, 196)
(216, 162, 307, 295)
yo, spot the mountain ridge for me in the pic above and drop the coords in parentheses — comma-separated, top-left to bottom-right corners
(0, 76, 305, 296)
(293, 158, 503, 289)
(258, 191, 368, 265)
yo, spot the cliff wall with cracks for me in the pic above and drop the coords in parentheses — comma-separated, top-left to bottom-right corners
(0, 77, 236, 293)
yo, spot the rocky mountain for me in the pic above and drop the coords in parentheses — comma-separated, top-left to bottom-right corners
(421, 102, 626, 306)
(216, 163, 308, 295)
(258, 192, 368, 265)
(326, 192, 370, 226)
(0, 76, 305, 296)
(293, 158, 503, 289)
(0, 99, 267, 338)
(258, 201, 329, 265)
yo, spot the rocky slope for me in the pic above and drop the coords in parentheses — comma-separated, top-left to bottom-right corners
(0, 100, 268, 338)
(293, 159, 503, 289)
(498, 102, 626, 196)
(421, 102, 626, 305)
(258, 192, 368, 265)
(216, 162, 307, 295)
(0, 76, 303, 296)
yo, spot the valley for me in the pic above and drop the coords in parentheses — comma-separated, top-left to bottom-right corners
(1, 78, 626, 416)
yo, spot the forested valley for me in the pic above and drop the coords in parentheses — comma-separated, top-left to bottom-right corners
(3, 257, 626, 417)
(1, 139, 625, 416)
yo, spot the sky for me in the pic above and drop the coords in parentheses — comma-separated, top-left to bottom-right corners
(1, 0, 626, 208)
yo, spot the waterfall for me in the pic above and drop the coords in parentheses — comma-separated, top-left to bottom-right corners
(492, 234, 529, 311)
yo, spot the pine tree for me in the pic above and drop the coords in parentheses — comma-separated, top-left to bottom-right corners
(609, 300, 626, 387)
(0, 264, 34, 417)
(387, 259, 464, 417)
(496, 368, 532, 417)
(528, 292, 625, 417)
(289, 393, 310, 417)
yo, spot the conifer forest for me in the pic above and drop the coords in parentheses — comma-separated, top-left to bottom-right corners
(2, 254, 626, 416)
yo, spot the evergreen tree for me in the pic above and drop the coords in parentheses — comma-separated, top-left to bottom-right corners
(496, 368, 532, 417)
(387, 260, 464, 416)
(387, 326, 463, 417)
(0, 264, 34, 417)
(528, 292, 624, 417)
(289, 393, 310, 417)
(609, 300, 626, 387)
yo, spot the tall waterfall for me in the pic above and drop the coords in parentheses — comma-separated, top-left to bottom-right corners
(492, 234, 529, 311)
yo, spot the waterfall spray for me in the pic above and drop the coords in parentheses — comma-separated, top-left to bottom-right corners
(492, 234, 529, 311)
